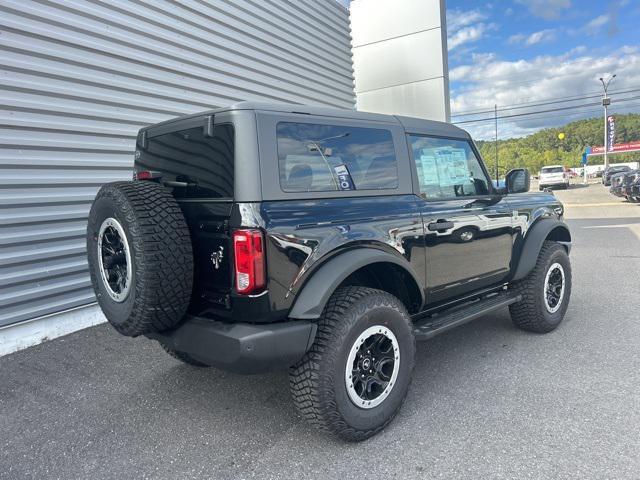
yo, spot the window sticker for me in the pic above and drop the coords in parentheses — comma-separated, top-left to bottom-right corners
(418, 154, 438, 185)
(434, 148, 471, 187)
(334, 164, 355, 191)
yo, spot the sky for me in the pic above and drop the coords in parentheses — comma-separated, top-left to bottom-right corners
(338, 0, 640, 140)
(446, 0, 640, 139)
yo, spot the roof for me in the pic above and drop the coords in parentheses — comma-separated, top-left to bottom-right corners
(146, 101, 469, 139)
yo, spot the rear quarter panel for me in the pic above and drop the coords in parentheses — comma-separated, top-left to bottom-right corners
(233, 196, 425, 317)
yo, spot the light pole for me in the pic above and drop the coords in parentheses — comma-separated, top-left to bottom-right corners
(599, 74, 616, 170)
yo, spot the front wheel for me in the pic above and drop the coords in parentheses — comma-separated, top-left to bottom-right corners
(289, 287, 415, 441)
(509, 241, 571, 333)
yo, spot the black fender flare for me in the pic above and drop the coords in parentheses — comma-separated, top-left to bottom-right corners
(512, 218, 571, 281)
(288, 249, 425, 319)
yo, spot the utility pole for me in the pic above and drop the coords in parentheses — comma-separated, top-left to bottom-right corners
(599, 74, 616, 170)
(494, 104, 499, 181)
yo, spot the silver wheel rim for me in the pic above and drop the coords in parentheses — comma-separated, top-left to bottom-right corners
(345, 325, 400, 409)
(543, 262, 565, 314)
(97, 217, 132, 302)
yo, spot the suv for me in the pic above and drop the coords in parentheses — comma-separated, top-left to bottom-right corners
(87, 102, 572, 441)
(602, 165, 631, 186)
(538, 165, 569, 190)
(610, 169, 640, 202)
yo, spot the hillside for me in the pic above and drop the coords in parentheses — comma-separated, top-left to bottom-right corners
(475, 113, 640, 175)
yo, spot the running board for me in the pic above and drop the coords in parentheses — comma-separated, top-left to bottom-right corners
(413, 292, 521, 340)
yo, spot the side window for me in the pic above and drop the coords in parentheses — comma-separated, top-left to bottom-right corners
(277, 122, 398, 192)
(408, 135, 490, 199)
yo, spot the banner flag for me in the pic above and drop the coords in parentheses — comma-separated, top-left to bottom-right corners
(607, 115, 615, 152)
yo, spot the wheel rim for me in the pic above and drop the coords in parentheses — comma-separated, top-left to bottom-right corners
(543, 262, 565, 314)
(97, 217, 132, 302)
(345, 325, 400, 409)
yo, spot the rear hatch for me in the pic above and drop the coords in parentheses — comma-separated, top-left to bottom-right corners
(134, 116, 235, 316)
(540, 167, 565, 183)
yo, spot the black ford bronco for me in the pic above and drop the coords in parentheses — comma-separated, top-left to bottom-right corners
(87, 102, 572, 441)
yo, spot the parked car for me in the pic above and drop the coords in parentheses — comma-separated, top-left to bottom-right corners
(630, 172, 640, 203)
(610, 169, 640, 202)
(609, 172, 627, 197)
(86, 102, 572, 441)
(602, 165, 631, 186)
(539, 165, 570, 190)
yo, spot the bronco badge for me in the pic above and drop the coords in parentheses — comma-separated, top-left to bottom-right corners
(210, 246, 224, 270)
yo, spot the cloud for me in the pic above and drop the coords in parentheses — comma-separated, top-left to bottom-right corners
(446, 8, 496, 50)
(449, 46, 640, 139)
(514, 0, 571, 20)
(447, 8, 488, 32)
(584, 14, 610, 34)
(449, 24, 492, 49)
(509, 29, 556, 46)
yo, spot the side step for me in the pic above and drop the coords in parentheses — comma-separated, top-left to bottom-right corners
(412, 292, 522, 340)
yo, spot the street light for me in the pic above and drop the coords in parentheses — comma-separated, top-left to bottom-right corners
(599, 74, 616, 170)
(307, 132, 350, 189)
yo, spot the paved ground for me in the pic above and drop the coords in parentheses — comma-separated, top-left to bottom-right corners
(2, 184, 639, 480)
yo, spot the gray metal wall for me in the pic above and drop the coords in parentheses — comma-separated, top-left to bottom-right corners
(0, 0, 354, 327)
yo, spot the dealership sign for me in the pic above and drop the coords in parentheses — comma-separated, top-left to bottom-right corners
(589, 141, 640, 155)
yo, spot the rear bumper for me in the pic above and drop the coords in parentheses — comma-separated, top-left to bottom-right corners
(539, 180, 568, 187)
(147, 317, 317, 374)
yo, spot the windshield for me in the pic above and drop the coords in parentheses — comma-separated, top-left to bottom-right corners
(610, 166, 630, 172)
(541, 167, 563, 174)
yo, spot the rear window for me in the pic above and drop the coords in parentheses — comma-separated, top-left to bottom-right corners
(541, 167, 563, 173)
(276, 122, 398, 192)
(136, 123, 234, 199)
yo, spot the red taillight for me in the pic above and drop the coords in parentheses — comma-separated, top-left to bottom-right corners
(233, 229, 266, 295)
(134, 170, 153, 180)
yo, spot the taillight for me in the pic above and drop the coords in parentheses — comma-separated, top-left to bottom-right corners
(133, 170, 160, 181)
(233, 229, 266, 295)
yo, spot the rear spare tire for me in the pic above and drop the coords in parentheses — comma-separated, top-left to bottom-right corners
(87, 181, 193, 337)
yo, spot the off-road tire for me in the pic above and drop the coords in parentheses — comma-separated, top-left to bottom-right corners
(160, 343, 209, 367)
(87, 181, 193, 337)
(289, 286, 415, 442)
(509, 241, 571, 333)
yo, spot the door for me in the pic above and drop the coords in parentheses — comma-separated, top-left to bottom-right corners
(407, 135, 514, 304)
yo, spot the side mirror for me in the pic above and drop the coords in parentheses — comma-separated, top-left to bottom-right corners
(505, 168, 530, 194)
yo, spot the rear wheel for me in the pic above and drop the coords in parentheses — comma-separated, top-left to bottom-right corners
(289, 287, 415, 441)
(509, 242, 571, 333)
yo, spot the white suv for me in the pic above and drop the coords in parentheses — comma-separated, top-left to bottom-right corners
(539, 165, 570, 190)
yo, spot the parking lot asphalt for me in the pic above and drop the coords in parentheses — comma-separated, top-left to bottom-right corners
(1, 184, 639, 480)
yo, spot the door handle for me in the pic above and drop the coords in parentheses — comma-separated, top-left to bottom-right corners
(428, 220, 454, 231)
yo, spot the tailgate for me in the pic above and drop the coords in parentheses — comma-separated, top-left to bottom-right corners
(134, 117, 236, 313)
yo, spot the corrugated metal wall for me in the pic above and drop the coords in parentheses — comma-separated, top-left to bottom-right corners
(0, 0, 354, 327)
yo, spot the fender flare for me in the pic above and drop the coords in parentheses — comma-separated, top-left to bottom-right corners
(512, 218, 571, 281)
(288, 249, 425, 319)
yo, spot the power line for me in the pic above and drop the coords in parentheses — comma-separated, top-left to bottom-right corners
(452, 96, 640, 125)
(451, 87, 640, 117)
